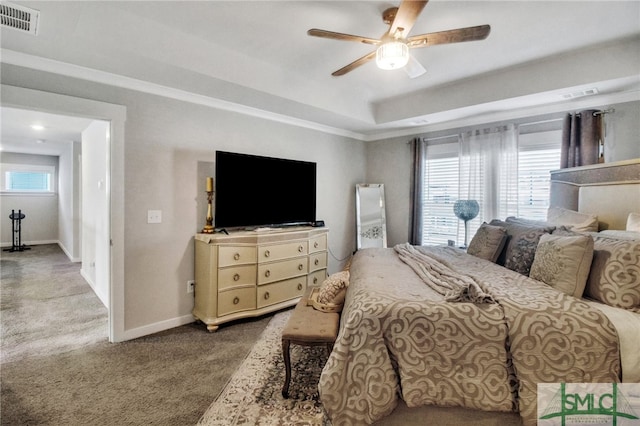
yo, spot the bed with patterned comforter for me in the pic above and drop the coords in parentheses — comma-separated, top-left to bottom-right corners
(318, 244, 621, 426)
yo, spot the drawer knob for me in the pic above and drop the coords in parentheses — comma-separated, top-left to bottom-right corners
(298, 245, 304, 252)
(265, 270, 271, 278)
(314, 259, 319, 266)
(298, 264, 303, 271)
(233, 297, 240, 305)
(313, 277, 318, 284)
(234, 253, 240, 261)
(297, 283, 303, 291)
(314, 242, 319, 248)
(264, 292, 270, 300)
(264, 250, 270, 258)
(233, 273, 240, 281)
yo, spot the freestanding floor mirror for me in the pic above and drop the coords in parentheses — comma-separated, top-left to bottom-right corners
(356, 184, 387, 249)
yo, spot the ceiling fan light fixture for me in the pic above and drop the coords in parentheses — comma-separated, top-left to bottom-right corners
(376, 41, 409, 70)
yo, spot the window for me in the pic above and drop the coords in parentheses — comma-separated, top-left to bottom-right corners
(1, 164, 56, 193)
(420, 129, 561, 246)
(517, 131, 561, 220)
(422, 141, 462, 245)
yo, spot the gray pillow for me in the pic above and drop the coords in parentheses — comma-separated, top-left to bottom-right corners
(489, 219, 555, 275)
(467, 223, 508, 263)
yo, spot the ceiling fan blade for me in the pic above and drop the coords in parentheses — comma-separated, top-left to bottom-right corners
(389, 0, 428, 38)
(308, 29, 380, 45)
(407, 25, 491, 48)
(332, 51, 377, 76)
(404, 55, 426, 79)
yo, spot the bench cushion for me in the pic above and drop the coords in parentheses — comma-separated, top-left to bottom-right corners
(282, 296, 339, 343)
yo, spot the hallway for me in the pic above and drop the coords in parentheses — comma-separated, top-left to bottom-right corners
(0, 244, 107, 364)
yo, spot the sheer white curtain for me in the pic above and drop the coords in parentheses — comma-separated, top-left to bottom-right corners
(459, 124, 519, 231)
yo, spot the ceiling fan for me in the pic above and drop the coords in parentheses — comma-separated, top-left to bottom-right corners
(307, 0, 490, 78)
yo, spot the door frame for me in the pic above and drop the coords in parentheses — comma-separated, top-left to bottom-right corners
(2, 84, 126, 342)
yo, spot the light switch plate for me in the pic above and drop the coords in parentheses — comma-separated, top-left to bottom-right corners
(147, 210, 162, 224)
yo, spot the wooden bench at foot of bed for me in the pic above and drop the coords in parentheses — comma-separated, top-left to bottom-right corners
(281, 291, 340, 399)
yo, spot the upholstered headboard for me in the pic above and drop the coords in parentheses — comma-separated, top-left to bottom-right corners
(550, 159, 640, 230)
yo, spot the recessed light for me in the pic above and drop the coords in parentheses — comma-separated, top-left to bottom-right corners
(36, 139, 45, 144)
(31, 124, 45, 131)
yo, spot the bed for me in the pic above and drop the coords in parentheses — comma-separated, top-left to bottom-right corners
(318, 160, 640, 426)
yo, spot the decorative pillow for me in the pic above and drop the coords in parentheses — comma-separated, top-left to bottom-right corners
(317, 271, 350, 305)
(489, 219, 555, 275)
(529, 234, 594, 298)
(547, 206, 599, 233)
(585, 236, 640, 310)
(627, 212, 640, 232)
(467, 223, 508, 263)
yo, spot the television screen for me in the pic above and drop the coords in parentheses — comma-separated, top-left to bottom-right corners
(214, 151, 317, 229)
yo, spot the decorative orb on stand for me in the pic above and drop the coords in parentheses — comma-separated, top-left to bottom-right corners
(453, 200, 479, 248)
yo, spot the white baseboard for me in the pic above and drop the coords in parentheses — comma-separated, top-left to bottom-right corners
(120, 314, 196, 341)
(57, 241, 80, 262)
(0, 240, 81, 262)
(0, 239, 57, 248)
(79, 268, 108, 309)
(80, 268, 95, 287)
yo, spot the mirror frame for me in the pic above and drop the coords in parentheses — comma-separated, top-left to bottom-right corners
(356, 183, 387, 249)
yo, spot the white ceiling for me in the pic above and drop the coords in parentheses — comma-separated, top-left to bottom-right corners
(1, 108, 93, 155)
(1, 0, 639, 152)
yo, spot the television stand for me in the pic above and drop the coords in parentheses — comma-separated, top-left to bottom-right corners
(193, 227, 329, 331)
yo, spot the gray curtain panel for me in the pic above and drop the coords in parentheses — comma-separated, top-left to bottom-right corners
(409, 137, 425, 245)
(561, 109, 601, 168)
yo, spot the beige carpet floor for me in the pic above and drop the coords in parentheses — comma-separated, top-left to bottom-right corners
(1, 244, 275, 425)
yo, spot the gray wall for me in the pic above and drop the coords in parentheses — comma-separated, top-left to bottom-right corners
(1, 63, 365, 334)
(0, 152, 59, 246)
(367, 100, 640, 247)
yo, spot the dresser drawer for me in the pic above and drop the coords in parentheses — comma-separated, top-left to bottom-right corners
(218, 265, 257, 290)
(308, 269, 327, 287)
(258, 241, 307, 263)
(219, 246, 257, 267)
(218, 286, 256, 316)
(309, 234, 327, 253)
(257, 277, 306, 308)
(309, 252, 327, 272)
(257, 257, 308, 285)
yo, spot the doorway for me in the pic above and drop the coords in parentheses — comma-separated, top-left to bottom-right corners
(1, 84, 126, 342)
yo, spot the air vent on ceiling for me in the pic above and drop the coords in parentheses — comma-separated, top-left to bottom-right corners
(0, 2, 40, 35)
(560, 88, 599, 100)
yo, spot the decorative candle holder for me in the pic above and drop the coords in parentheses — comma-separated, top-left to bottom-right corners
(201, 177, 215, 234)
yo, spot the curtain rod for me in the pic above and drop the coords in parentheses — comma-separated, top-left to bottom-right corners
(577, 108, 615, 117)
(421, 117, 561, 141)
(519, 117, 563, 127)
(594, 108, 615, 116)
(414, 108, 615, 144)
(424, 134, 458, 142)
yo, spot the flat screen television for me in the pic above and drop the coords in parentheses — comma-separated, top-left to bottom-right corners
(214, 150, 317, 229)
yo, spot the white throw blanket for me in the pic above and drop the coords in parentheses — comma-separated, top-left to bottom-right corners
(394, 243, 495, 303)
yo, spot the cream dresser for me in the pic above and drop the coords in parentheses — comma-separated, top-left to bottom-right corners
(193, 227, 328, 331)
